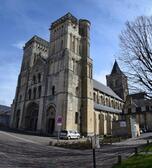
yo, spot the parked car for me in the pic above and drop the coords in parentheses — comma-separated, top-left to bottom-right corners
(60, 130, 80, 139)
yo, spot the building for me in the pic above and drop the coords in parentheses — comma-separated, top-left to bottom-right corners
(10, 13, 124, 136)
(124, 92, 152, 136)
(106, 60, 129, 101)
(0, 105, 11, 127)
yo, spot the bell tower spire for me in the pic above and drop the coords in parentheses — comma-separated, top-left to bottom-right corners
(106, 60, 129, 101)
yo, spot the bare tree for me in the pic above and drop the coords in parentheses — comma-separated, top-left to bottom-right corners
(119, 16, 152, 97)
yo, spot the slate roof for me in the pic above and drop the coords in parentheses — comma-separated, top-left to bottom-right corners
(93, 79, 123, 101)
(94, 103, 122, 113)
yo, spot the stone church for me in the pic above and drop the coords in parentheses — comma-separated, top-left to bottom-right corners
(10, 13, 127, 136)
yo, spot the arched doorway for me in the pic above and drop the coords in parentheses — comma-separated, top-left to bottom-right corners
(25, 102, 39, 131)
(46, 106, 55, 134)
(16, 110, 20, 128)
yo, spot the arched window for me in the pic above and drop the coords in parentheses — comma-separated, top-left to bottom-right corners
(38, 85, 41, 98)
(106, 98, 109, 106)
(33, 87, 37, 99)
(28, 89, 31, 100)
(52, 86, 55, 95)
(75, 87, 79, 96)
(38, 73, 41, 83)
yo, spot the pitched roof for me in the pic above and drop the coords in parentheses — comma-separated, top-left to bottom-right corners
(93, 79, 123, 101)
(111, 60, 123, 75)
(94, 103, 122, 113)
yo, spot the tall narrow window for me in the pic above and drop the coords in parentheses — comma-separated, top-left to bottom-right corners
(72, 39, 75, 52)
(19, 95, 22, 101)
(93, 93, 96, 102)
(38, 73, 41, 83)
(33, 87, 37, 99)
(79, 44, 81, 56)
(75, 112, 79, 124)
(61, 40, 63, 50)
(33, 75, 36, 84)
(28, 89, 31, 100)
(101, 96, 103, 104)
(38, 86, 41, 98)
(52, 86, 55, 95)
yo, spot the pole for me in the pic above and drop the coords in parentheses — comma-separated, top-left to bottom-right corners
(91, 136, 96, 168)
(57, 126, 60, 142)
(93, 148, 96, 168)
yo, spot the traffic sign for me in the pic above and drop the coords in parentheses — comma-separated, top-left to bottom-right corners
(57, 116, 62, 126)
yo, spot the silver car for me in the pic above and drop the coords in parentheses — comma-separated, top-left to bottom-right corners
(60, 130, 80, 139)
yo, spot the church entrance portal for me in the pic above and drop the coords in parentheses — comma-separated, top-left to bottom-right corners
(25, 102, 39, 131)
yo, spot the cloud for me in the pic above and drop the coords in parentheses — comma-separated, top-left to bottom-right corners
(12, 41, 25, 49)
(94, 70, 109, 85)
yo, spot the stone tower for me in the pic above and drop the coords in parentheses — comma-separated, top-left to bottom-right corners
(10, 36, 49, 130)
(106, 60, 129, 101)
(45, 13, 94, 135)
(79, 19, 94, 135)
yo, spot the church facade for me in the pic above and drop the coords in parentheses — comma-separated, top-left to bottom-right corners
(10, 13, 125, 136)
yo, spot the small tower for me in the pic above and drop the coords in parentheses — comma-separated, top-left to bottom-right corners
(106, 60, 129, 101)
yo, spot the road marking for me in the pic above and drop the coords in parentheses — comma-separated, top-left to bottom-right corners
(0, 131, 41, 145)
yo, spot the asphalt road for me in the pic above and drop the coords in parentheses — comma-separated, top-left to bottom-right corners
(0, 130, 152, 168)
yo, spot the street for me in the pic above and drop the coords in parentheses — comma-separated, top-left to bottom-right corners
(0, 130, 152, 168)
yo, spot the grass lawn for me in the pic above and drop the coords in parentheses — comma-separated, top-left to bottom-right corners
(113, 154, 152, 168)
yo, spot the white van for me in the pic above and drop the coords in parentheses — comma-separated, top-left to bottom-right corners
(60, 130, 80, 139)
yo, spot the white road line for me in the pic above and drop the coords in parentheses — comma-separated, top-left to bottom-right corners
(0, 131, 41, 145)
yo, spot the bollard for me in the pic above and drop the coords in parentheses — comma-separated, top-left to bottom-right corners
(93, 148, 96, 168)
(118, 155, 122, 164)
(147, 140, 149, 145)
(135, 147, 138, 154)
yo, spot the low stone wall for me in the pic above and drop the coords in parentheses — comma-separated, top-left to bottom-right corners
(49, 139, 92, 149)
